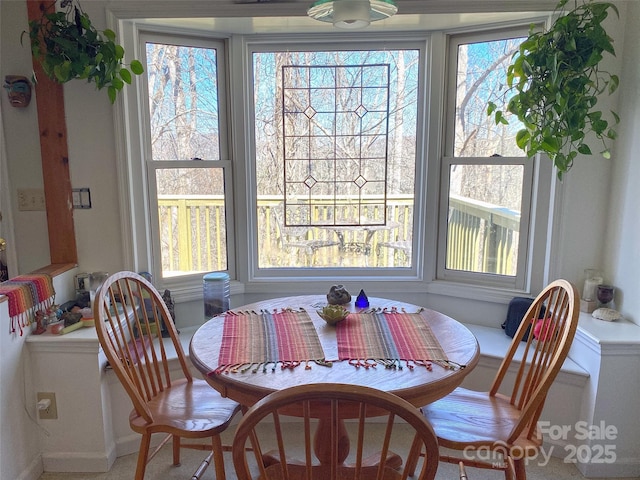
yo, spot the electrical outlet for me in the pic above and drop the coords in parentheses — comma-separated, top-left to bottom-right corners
(37, 392, 58, 420)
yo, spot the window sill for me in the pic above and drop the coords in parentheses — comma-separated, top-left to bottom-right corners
(31, 263, 78, 277)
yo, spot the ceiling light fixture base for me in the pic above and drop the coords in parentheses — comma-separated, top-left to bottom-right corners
(307, 0, 398, 29)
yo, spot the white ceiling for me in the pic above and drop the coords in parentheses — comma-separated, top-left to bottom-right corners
(142, 11, 546, 34)
(118, 0, 557, 34)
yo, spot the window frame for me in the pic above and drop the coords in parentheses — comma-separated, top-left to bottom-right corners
(436, 27, 548, 291)
(121, 28, 236, 292)
(113, 17, 556, 302)
(436, 156, 534, 290)
(244, 37, 429, 282)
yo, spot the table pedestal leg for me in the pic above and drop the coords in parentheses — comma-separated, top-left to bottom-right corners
(312, 418, 402, 469)
(313, 417, 350, 465)
(264, 416, 402, 470)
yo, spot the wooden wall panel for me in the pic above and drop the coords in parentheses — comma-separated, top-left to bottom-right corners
(26, 0, 77, 266)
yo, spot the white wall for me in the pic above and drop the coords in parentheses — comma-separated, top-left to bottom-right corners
(62, 0, 125, 276)
(604, 0, 640, 325)
(0, 270, 77, 480)
(1, 0, 50, 274)
(0, 0, 125, 277)
(0, 299, 41, 480)
(549, 1, 626, 301)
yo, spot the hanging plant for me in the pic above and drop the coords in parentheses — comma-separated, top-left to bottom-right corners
(24, 0, 144, 104)
(487, 0, 620, 178)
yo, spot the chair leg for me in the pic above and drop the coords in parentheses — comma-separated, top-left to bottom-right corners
(504, 456, 516, 480)
(135, 434, 152, 480)
(505, 463, 514, 480)
(513, 457, 527, 480)
(173, 434, 181, 466)
(212, 435, 227, 480)
(404, 433, 423, 476)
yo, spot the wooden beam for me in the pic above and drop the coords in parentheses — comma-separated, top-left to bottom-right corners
(26, 0, 78, 266)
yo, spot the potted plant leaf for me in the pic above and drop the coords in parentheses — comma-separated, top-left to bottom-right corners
(24, 0, 144, 103)
(488, 0, 620, 178)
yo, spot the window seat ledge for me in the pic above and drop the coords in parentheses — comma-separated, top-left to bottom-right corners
(463, 323, 589, 381)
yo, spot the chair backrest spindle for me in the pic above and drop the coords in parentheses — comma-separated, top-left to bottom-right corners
(232, 383, 441, 480)
(489, 279, 579, 444)
(94, 271, 192, 423)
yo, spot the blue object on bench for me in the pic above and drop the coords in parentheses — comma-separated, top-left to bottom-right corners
(501, 296, 546, 341)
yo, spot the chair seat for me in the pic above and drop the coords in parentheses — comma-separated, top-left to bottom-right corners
(421, 387, 541, 455)
(130, 378, 240, 436)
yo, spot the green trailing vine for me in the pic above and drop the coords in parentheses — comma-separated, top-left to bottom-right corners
(24, 0, 144, 104)
(488, 0, 620, 178)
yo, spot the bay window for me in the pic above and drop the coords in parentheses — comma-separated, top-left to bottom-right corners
(118, 20, 552, 297)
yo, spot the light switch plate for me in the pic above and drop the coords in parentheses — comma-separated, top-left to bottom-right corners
(72, 188, 92, 209)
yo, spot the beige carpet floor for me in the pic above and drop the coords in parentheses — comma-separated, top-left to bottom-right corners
(38, 423, 636, 480)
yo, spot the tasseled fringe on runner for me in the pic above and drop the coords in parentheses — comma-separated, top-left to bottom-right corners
(343, 358, 466, 371)
(212, 358, 333, 375)
(0, 274, 56, 336)
(358, 306, 425, 314)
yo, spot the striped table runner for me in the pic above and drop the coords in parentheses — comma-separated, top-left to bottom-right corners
(337, 308, 460, 370)
(212, 308, 329, 374)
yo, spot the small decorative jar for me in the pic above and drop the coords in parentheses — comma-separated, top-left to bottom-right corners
(596, 284, 615, 308)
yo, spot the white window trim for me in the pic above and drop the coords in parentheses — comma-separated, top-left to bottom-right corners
(139, 32, 236, 286)
(434, 27, 554, 292)
(242, 35, 429, 284)
(436, 156, 534, 290)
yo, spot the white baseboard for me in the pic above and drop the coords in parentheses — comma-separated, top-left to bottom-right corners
(40, 445, 117, 473)
(15, 455, 43, 480)
(577, 456, 640, 478)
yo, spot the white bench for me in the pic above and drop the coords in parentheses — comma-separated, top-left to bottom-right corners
(464, 323, 589, 379)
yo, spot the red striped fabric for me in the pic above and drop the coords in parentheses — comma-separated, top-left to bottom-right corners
(214, 308, 327, 374)
(336, 310, 450, 369)
(0, 274, 55, 336)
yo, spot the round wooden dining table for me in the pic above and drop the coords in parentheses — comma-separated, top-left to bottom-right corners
(190, 294, 479, 465)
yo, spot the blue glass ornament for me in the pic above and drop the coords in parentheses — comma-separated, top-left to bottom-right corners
(355, 289, 369, 308)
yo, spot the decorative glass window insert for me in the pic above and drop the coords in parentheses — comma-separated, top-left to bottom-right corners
(281, 64, 390, 227)
(254, 48, 419, 269)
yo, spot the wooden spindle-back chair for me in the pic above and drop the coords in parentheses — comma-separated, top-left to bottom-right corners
(232, 383, 442, 480)
(407, 279, 579, 480)
(93, 271, 241, 480)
